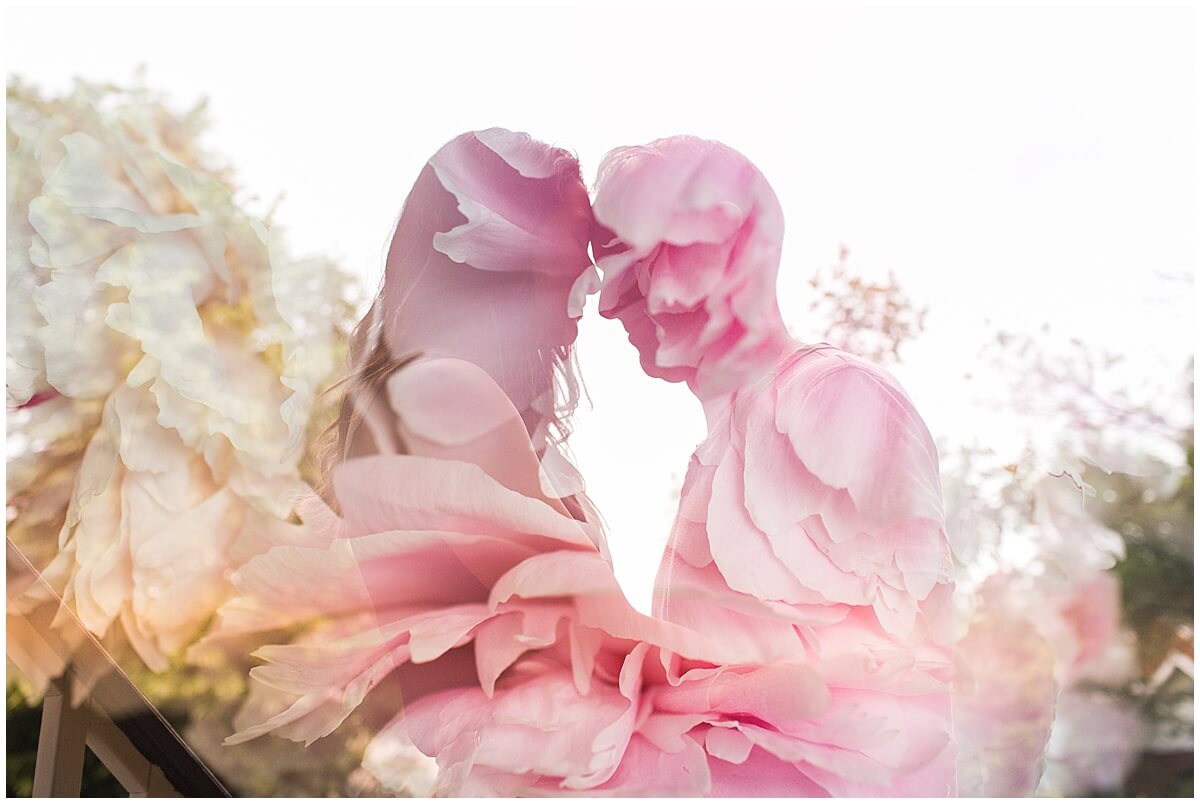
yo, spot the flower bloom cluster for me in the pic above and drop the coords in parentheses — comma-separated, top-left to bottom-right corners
(227, 131, 964, 796)
(7, 79, 348, 671)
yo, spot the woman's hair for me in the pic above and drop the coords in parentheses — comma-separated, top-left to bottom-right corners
(310, 301, 395, 508)
(312, 289, 589, 513)
(313, 128, 595, 514)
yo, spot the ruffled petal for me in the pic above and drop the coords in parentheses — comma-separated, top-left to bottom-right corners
(381, 129, 593, 437)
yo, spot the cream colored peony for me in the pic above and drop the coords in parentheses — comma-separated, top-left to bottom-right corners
(6, 78, 349, 672)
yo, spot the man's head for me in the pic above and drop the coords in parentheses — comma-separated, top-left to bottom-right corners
(589, 136, 788, 388)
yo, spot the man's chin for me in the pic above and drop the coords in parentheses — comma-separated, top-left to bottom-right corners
(636, 344, 695, 385)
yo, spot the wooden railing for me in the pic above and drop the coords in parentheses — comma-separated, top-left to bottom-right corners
(7, 539, 230, 797)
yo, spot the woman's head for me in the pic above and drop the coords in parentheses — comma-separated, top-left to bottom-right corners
(381, 129, 593, 431)
(329, 129, 594, 472)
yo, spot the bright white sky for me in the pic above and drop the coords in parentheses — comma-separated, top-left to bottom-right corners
(7, 0, 1196, 612)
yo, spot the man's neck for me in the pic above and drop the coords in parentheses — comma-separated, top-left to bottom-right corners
(690, 324, 796, 428)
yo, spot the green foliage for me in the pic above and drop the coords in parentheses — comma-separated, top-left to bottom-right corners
(1085, 431, 1194, 798)
(1093, 433, 1194, 672)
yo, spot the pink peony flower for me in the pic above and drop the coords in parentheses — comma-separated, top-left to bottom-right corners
(590, 136, 791, 399)
(590, 135, 958, 796)
(231, 131, 964, 796)
(952, 583, 1059, 797)
(378, 128, 594, 448)
(6, 79, 348, 672)
(655, 346, 954, 647)
(953, 564, 1140, 797)
(1040, 687, 1143, 796)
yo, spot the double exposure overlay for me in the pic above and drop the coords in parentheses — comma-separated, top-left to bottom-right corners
(5, 22, 1194, 798)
